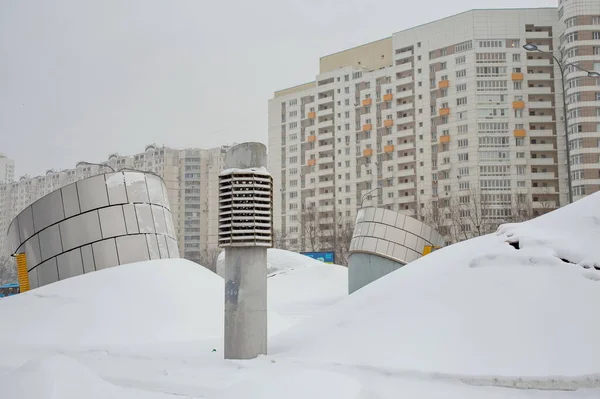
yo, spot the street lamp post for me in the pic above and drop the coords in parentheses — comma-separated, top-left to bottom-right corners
(523, 44, 600, 204)
(360, 185, 382, 208)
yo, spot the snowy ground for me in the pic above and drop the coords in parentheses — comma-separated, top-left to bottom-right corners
(1, 194, 600, 398)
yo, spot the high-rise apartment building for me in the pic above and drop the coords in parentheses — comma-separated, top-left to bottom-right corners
(559, 0, 600, 200)
(269, 5, 600, 250)
(0, 144, 230, 266)
(0, 154, 15, 184)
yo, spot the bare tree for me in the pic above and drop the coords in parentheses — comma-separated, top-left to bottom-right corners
(333, 217, 355, 267)
(301, 205, 322, 252)
(0, 256, 16, 285)
(272, 229, 289, 250)
(199, 248, 222, 273)
(507, 193, 534, 223)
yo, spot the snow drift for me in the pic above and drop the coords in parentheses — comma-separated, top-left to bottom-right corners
(272, 192, 600, 378)
(0, 252, 347, 348)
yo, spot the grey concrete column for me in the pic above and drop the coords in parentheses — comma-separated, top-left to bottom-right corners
(224, 247, 267, 359)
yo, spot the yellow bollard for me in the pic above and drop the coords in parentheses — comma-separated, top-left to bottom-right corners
(15, 253, 30, 293)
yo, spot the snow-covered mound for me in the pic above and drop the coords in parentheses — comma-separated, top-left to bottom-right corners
(0, 355, 165, 399)
(0, 259, 223, 347)
(272, 192, 600, 379)
(0, 251, 347, 348)
(216, 248, 330, 277)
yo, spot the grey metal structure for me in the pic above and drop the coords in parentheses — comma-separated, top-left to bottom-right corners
(7, 171, 179, 288)
(219, 142, 272, 360)
(348, 207, 445, 293)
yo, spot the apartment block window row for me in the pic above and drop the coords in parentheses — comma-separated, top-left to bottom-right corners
(480, 165, 511, 175)
(480, 179, 511, 190)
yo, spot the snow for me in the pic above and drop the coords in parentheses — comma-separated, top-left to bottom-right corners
(2, 193, 600, 398)
(219, 166, 270, 177)
(271, 192, 600, 380)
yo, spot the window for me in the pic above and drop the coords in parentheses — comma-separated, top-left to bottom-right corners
(458, 153, 469, 162)
(457, 97, 468, 106)
(458, 124, 469, 134)
(456, 55, 466, 64)
(456, 83, 467, 92)
(475, 52, 506, 63)
(458, 139, 468, 148)
(512, 53, 520, 62)
(456, 69, 467, 78)
(440, 62, 447, 70)
(478, 40, 504, 48)
(514, 81, 522, 90)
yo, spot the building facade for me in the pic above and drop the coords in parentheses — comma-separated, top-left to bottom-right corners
(0, 154, 15, 184)
(269, 5, 599, 249)
(0, 144, 231, 266)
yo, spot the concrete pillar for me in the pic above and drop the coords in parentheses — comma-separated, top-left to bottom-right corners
(224, 247, 267, 359)
(220, 142, 271, 360)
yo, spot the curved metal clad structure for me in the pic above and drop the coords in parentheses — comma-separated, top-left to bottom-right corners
(7, 171, 179, 289)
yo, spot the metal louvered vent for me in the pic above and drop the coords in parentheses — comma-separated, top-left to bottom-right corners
(218, 168, 273, 247)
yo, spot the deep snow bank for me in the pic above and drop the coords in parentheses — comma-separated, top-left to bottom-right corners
(0, 251, 347, 348)
(271, 193, 600, 378)
(216, 248, 330, 277)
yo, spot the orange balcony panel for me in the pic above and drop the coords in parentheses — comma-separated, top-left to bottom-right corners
(362, 123, 373, 132)
(384, 145, 395, 153)
(363, 149, 373, 157)
(512, 101, 525, 109)
(438, 80, 450, 89)
(362, 98, 373, 106)
(514, 129, 527, 137)
(383, 93, 393, 102)
(439, 135, 450, 143)
(308, 111, 316, 119)
(512, 73, 524, 81)
(439, 108, 450, 116)
(307, 135, 316, 142)
(307, 159, 317, 166)
(384, 119, 394, 127)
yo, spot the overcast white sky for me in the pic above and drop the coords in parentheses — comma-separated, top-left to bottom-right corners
(1, 0, 555, 177)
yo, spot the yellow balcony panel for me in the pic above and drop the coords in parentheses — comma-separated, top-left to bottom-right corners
(307, 135, 316, 142)
(383, 93, 393, 102)
(307, 159, 317, 166)
(439, 135, 450, 143)
(362, 98, 373, 106)
(308, 111, 316, 119)
(514, 129, 527, 137)
(512, 101, 525, 109)
(512, 72, 524, 81)
(384, 145, 395, 153)
(384, 119, 394, 127)
(362, 123, 373, 132)
(363, 149, 373, 157)
(438, 80, 450, 89)
(439, 108, 450, 116)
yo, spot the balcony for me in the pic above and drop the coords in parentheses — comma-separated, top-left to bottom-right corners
(396, 115, 414, 125)
(362, 98, 373, 106)
(514, 129, 526, 137)
(363, 148, 373, 157)
(529, 129, 554, 137)
(384, 145, 395, 153)
(532, 186, 558, 194)
(383, 93, 393, 102)
(438, 80, 450, 89)
(397, 168, 415, 177)
(529, 101, 553, 109)
(396, 102, 414, 112)
(317, 95, 334, 105)
(396, 89, 414, 99)
(530, 143, 555, 151)
(318, 107, 334, 117)
(530, 158, 556, 165)
(531, 172, 557, 180)
(396, 76, 413, 86)
(307, 135, 316, 142)
(307, 159, 316, 166)
(307, 111, 316, 119)
(527, 86, 553, 94)
(529, 115, 554, 123)
(511, 73, 524, 81)
(512, 101, 525, 109)
(318, 155, 335, 164)
(384, 119, 394, 128)
(396, 142, 415, 151)
(397, 182, 416, 191)
(439, 135, 450, 143)
(528, 73, 552, 81)
(526, 59, 552, 67)
(363, 123, 373, 132)
(439, 108, 450, 116)
(525, 30, 550, 39)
